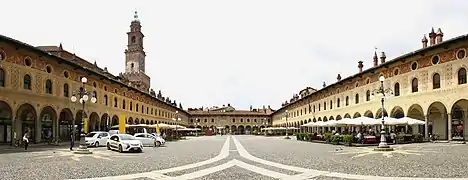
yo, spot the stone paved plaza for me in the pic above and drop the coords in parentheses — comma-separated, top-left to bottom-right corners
(1, 136, 468, 180)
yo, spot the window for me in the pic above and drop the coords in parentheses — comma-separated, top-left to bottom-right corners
(63, 83, 69, 97)
(355, 94, 359, 104)
(393, 68, 400, 76)
(24, 58, 32, 66)
(114, 97, 118, 107)
(458, 68, 467, 84)
(136, 104, 139, 112)
(337, 98, 340, 108)
(433, 73, 440, 89)
(205, 119, 208, 123)
(0, 68, 4, 87)
(130, 102, 133, 111)
(345, 96, 349, 106)
(104, 95, 108, 105)
(432, 55, 440, 65)
(411, 62, 418, 71)
(457, 49, 466, 59)
(324, 102, 326, 110)
(23, 75, 31, 90)
(394, 83, 400, 96)
(308, 104, 311, 113)
(366, 90, 370, 101)
(146, 107, 149, 114)
(412, 78, 419, 92)
(232, 119, 235, 123)
(142, 105, 144, 113)
(131, 36, 136, 43)
(63, 71, 69, 78)
(247, 119, 250, 123)
(313, 105, 315, 112)
(122, 100, 126, 109)
(329, 100, 332, 109)
(318, 104, 321, 111)
(46, 66, 52, 73)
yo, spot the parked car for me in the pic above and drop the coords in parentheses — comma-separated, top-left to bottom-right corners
(134, 133, 165, 147)
(107, 134, 143, 153)
(85, 131, 110, 147)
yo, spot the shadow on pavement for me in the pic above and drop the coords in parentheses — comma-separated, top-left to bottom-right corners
(0, 143, 71, 154)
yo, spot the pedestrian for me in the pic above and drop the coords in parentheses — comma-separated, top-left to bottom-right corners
(22, 132, 29, 151)
(69, 134, 74, 151)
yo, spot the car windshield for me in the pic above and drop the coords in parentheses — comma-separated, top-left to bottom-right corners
(120, 134, 136, 140)
(86, 133, 97, 137)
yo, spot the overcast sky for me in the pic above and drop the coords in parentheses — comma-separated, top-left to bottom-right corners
(2, 0, 468, 110)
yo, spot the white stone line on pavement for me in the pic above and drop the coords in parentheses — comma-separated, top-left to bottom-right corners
(155, 135, 230, 174)
(231, 136, 313, 173)
(233, 136, 468, 180)
(232, 159, 291, 179)
(171, 159, 292, 180)
(170, 159, 236, 180)
(70, 136, 230, 180)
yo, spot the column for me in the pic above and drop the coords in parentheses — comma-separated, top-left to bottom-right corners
(447, 113, 452, 140)
(424, 115, 429, 139)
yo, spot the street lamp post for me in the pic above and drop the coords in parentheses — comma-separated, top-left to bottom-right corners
(70, 77, 97, 154)
(173, 111, 181, 139)
(285, 110, 290, 139)
(371, 75, 394, 151)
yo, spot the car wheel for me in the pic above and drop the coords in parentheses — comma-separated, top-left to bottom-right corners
(118, 145, 123, 153)
(94, 142, 99, 147)
(156, 141, 161, 147)
(107, 143, 111, 150)
(138, 149, 143, 153)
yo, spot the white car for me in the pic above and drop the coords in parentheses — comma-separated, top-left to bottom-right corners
(106, 134, 143, 153)
(85, 131, 110, 147)
(134, 133, 165, 147)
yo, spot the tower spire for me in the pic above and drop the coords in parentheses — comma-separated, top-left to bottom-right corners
(133, 10, 139, 22)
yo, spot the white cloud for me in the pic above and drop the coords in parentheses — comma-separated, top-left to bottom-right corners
(2, 0, 468, 110)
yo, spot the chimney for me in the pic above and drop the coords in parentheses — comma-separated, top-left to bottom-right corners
(429, 27, 436, 46)
(250, 105, 252, 111)
(436, 28, 444, 44)
(358, 61, 364, 73)
(337, 74, 342, 81)
(380, 52, 386, 64)
(322, 81, 326, 88)
(422, 34, 428, 48)
(373, 51, 378, 67)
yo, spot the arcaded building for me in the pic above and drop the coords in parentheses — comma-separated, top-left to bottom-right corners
(187, 105, 273, 134)
(0, 12, 189, 144)
(271, 28, 468, 141)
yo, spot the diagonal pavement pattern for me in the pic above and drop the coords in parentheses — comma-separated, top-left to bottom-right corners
(72, 136, 468, 180)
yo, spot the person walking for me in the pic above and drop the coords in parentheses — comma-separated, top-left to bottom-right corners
(22, 132, 29, 151)
(69, 134, 74, 151)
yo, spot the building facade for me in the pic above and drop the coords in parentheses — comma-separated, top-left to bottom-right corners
(187, 104, 273, 134)
(0, 12, 189, 144)
(271, 28, 468, 141)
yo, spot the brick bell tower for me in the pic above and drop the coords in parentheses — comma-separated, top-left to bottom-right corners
(124, 11, 150, 92)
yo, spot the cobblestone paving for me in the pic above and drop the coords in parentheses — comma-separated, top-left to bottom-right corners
(236, 136, 468, 178)
(2, 135, 468, 180)
(0, 136, 225, 180)
(191, 166, 277, 180)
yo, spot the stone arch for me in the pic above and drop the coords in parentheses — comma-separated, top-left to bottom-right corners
(16, 103, 37, 143)
(127, 117, 134, 125)
(329, 116, 334, 120)
(353, 112, 361, 118)
(323, 116, 328, 122)
(89, 112, 99, 132)
(111, 115, 119, 126)
(135, 118, 140, 124)
(0, 100, 13, 143)
(246, 125, 252, 134)
(231, 125, 237, 134)
(336, 115, 342, 120)
(317, 117, 322, 121)
(428, 101, 448, 139)
(375, 108, 388, 118)
(224, 125, 230, 133)
(407, 104, 424, 119)
(344, 113, 351, 118)
(146, 120, 149, 124)
(39, 106, 57, 142)
(58, 108, 73, 141)
(450, 99, 468, 140)
(238, 125, 245, 134)
(364, 110, 374, 118)
(100, 113, 109, 131)
(313, 117, 316, 122)
(390, 106, 405, 118)
(308, 118, 311, 123)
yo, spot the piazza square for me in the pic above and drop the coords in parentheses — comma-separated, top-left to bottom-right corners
(1, 1, 468, 180)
